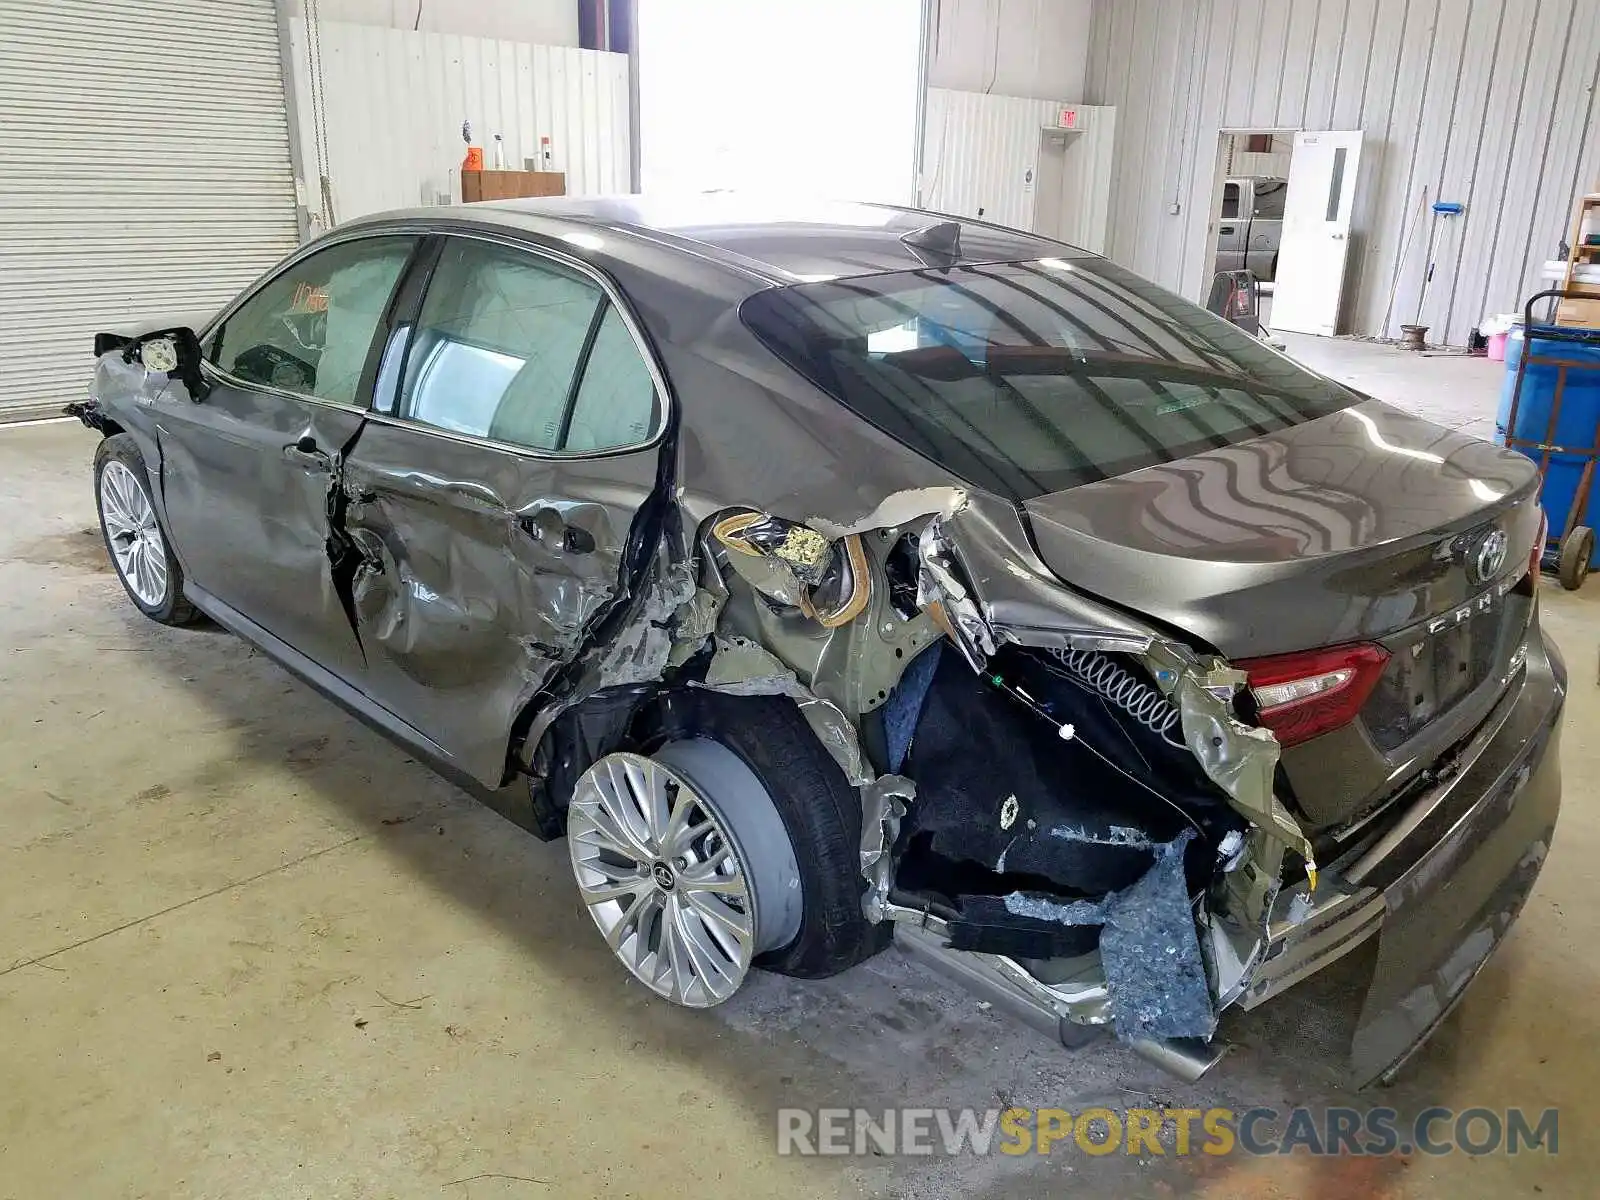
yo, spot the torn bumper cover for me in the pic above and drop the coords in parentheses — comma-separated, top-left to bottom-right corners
(1002, 830, 1214, 1042)
(1236, 630, 1564, 1084)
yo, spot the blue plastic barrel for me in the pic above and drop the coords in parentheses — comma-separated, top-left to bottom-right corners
(1497, 326, 1600, 564)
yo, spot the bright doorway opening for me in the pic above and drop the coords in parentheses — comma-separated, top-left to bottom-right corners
(1202, 129, 1364, 338)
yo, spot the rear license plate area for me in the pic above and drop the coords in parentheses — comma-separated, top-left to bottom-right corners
(1364, 592, 1526, 752)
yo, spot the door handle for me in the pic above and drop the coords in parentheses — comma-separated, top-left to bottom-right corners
(1219, 225, 1236, 235)
(518, 509, 596, 554)
(283, 434, 333, 471)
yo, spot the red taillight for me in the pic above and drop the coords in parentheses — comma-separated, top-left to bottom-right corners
(1529, 508, 1547, 589)
(1237, 643, 1390, 747)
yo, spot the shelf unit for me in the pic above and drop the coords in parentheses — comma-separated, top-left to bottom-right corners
(1556, 192, 1600, 328)
(460, 170, 565, 204)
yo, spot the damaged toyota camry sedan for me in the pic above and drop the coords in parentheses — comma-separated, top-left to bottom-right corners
(70, 196, 1563, 1084)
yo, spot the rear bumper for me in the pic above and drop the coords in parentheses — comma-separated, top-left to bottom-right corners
(1235, 621, 1565, 1082)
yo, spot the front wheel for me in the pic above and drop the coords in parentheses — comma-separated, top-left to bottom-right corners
(94, 433, 201, 625)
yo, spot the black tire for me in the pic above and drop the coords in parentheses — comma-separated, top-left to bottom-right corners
(647, 689, 890, 979)
(1558, 526, 1593, 592)
(94, 433, 202, 626)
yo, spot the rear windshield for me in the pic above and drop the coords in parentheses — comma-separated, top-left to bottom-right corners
(740, 257, 1358, 500)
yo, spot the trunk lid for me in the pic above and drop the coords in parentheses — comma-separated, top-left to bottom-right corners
(1022, 400, 1540, 657)
(1023, 400, 1543, 828)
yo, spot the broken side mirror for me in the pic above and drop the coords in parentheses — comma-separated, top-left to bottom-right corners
(129, 327, 209, 403)
(138, 337, 180, 374)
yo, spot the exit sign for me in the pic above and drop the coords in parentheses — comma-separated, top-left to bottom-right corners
(1057, 107, 1079, 130)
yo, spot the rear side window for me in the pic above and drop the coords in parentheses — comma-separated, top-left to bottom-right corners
(398, 239, 659, 452)
(564, 306, 659, 452)
(212, 236, 415, 404)
(739, 258, 1357, 500)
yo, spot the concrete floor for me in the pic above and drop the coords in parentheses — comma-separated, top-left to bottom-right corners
(2, 341, 1596, 1198)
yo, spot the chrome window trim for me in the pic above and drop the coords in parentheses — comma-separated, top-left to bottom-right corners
(358, 407, 661, 462)
(199, 360, 371, 416)
(201, 222, 673, 462)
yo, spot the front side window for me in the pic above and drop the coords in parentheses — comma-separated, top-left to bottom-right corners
(212, 236, 414, 404)
(1220, 183, 1240, 220)
(397, 239, 659, 453)
(740, 258, 1358, 500)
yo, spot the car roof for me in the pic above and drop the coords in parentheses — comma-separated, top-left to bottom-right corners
(352, 193, 1084, 286)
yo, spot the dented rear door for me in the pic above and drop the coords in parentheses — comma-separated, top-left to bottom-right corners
(338, 234, 666, 787)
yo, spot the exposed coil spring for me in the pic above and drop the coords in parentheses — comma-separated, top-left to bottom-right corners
(1046, 647, 1187, 747)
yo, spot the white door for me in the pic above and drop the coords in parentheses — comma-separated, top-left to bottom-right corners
(1270, 131, 1363, 336)
(1033, 131, 1070, 241)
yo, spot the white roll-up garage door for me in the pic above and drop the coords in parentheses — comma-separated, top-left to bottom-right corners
(0, 0, 301, 421)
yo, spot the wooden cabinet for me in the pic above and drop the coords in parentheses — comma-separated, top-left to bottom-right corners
(460, 170, 566, 203)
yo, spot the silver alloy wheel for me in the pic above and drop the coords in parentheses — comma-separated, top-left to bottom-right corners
(98, 459, 169, 607)
(568, 741, 803, 1007)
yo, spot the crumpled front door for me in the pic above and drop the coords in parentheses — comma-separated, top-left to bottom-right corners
(158, 381, 367, 681)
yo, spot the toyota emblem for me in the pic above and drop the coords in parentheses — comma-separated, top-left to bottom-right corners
(1473, 529, 1508, 583)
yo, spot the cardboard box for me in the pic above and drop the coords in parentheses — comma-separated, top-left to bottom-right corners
(1556, 296, 1600, 329)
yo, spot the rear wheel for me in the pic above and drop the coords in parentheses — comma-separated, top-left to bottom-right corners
(1558, 525, 1594, 591)
(568, 741, 801, 1007)
(566, 691, 886, 1005)
(94, 434, 200, 625)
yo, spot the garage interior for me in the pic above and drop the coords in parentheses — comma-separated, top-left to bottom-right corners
(3, 1, 1600, 1197)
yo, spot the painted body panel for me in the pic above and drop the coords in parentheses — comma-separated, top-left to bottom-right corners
(1022, 399, 1541, 658)
(157, 377, 368, 680)
(339, 418, 658, 785)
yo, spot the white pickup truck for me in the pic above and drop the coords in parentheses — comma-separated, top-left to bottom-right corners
(1214, 176, 1286, 282)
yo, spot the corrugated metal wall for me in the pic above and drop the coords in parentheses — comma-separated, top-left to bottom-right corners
(923, 90, 1066, 229)
(927, 0, 1093, 99)
(1086, 0, 1600, 345)
(312, 0, 581, 46)
(921, 89, 1116, 251)
(288, 20, 630, 225)
(0, 0, 298, 418)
